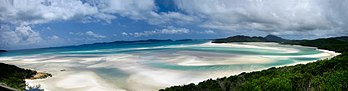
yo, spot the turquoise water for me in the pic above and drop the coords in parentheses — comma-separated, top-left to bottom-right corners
(0, 40, 332, 90)
(0, 40, 207, 56)
(0, 40, 326, 71)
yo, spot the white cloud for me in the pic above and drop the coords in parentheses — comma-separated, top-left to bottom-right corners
(48, 35, 60, 40)
(0, 0, 197, 49)
(69, 32, 84, 36)
(146, 12, 198, 25)
(198, 30, 215, 34)
(122, 26, 190, 37)
(160, 26, 190, 34)
(3, 0, 348, 49)
(0, 0, 102, 25)
(91, 0, 196, 24)
(0, 0, 106, 49)
(0, 24, 42, 49)
(0, 0, 195, 25)
(85, 31, 107, 38)
(121, 32, 128, 36)
(174, 0, 348, 36)
(97, 0, 155, 20)
(0, 25, 42, 44)
(70, 31, 106, 38)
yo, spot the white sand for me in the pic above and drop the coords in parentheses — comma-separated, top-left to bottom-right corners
(26, 71, 126, 91)
(174, 55, 275, 66)
(0, 42, 339, 91)
(198, 42, 301, 53)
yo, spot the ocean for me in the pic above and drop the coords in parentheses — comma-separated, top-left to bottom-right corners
(0, 40, 336, 91)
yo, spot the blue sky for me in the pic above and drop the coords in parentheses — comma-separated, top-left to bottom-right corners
(1, 0, 348, 50)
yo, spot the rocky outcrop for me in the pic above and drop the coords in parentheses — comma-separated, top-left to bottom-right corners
(28, 72, 52, 80)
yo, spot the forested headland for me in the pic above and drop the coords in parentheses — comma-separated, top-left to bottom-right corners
(161, 35, 348, 91)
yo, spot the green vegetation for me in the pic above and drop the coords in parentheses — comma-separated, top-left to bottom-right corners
(212, 34, 289, 43)
(0, 63, 37, 90)
(283, 37, 348, 53)
(213, 35, 268, 43)
(161, 36, 348, 91)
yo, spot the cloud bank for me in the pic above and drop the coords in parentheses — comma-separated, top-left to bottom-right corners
(174, 0, 348, 37)
(1, 0, 348, 49)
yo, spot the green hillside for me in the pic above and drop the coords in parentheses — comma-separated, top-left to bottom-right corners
(0, 63, 37, 90)
(161, 36, 348, 91)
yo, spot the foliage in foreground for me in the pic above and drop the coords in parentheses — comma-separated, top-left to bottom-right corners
(161, 36, 348, 91)
(0, 63, 37, 90)
(161, 53, 348, 91)
(26, 85, 44, 91)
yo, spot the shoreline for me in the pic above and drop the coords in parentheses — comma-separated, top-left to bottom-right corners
(0, 62, 51, 91)
(2, 42, 340, 91)
(161, 37, 348, 90)
(25, 71, 125, 91)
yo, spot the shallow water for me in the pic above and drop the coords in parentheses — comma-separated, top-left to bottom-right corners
(0, 40, 336, 91)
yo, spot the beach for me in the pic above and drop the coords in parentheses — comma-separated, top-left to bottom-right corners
(0, 42, 339, 91)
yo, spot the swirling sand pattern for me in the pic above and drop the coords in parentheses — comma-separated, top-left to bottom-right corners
(0, 41, 339, 91)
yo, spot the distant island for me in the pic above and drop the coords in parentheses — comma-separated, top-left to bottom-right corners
(161, 35, 348, 91)
(213, 35, 348, 52)
(0, 50, 7, 52)
(81, 39, 175, 46)
(212, 34, 288, 43)
(106, 39, 173, 44)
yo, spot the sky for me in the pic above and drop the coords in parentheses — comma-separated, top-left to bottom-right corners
(1, 0, 348, 50)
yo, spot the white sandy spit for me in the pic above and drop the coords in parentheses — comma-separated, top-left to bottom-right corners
(0, 42, 339, 91)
